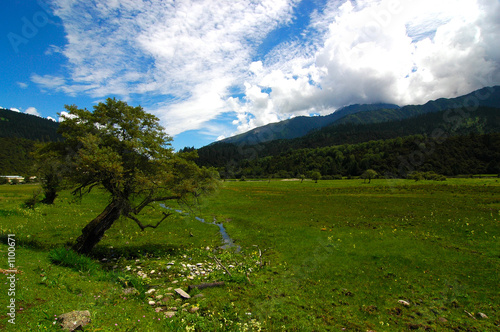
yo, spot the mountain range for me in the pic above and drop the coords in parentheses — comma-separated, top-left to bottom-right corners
(1, 85, 500, 176)
(217, 85, 500, 146)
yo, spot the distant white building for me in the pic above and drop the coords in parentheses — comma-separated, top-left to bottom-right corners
(0, 175, 25, 183)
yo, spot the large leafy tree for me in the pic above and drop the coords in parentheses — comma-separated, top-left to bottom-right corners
(46, 98, 219, 254)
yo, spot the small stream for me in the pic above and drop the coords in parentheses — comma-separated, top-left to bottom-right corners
(162, 205, 239, 250)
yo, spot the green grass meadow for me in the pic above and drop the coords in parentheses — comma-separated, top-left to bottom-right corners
(0, 179, 499, 331)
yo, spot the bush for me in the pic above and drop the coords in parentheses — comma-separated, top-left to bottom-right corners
(408, 171, 446, 181)
(23, 189, 42, 209)
(49, 248, 101, 274)
(48, 248, 147, 293)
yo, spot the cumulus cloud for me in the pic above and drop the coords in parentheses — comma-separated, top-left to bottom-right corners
(233, 0, 500, 133)
(10, 108, 21, 113)
(34, 0, 500, 139)
(35, 0, 298, 135)
(25, 107, 41, 116)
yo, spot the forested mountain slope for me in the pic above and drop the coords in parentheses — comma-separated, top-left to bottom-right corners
(0, 108, 61, 175)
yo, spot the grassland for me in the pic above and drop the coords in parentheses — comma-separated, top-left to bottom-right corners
(0, 178, 499, 331)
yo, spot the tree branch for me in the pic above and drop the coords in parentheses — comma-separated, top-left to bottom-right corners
(133, 195, 181, 214)
(126, 211, 173, 231)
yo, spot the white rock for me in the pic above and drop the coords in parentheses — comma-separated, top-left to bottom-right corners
(148, 301, 155, 305)
(174, 288, 191, 299)
(398, 300, 410, 307)
(477, 312, 488, 319)
(146, 289, 156, 294)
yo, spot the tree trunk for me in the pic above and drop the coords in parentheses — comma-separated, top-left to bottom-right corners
(72, 200, 123, 254)
(41, 190, 57, 205)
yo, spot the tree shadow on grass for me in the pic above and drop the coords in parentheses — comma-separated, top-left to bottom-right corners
(0, 234, 47, 250)
(89, 243, 183, 260)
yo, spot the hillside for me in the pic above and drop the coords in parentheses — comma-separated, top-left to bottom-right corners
(196, 86, 500, 171)
(0, 108, 61, 175)
(0, 108, 61, 141)
(217, 86, 500, 146)
(219, 103, 400, 145)
(222, 133, 500, 179)
(336, 85, 500, 125)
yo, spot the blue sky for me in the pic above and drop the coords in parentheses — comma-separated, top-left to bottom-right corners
(2, 0, 500, 150)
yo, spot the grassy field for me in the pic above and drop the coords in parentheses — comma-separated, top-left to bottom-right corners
(0, 178, 499, 331)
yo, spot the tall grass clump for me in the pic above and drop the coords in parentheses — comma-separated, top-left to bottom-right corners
(48, 248, 101, 274)
(48, 247, 147, 295)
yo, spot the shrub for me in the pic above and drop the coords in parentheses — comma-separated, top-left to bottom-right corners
(49, 248, 101, 274)
(48, 248, 147, 294)
(23, 189, 42, 209)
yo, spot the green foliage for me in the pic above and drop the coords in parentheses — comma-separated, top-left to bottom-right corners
(0, 108, 61, 142)
(0, 137, 37, 175)
(310, 171, 321, 183)
(197, 106, 500, 178)
(49, 247, 101, 274)
(409, 171, 446, 181)
(361, 169, 378, 183)
(206, 133, 500, 179)
(23, 188, 42, 209)
(36, 98, 220, 253)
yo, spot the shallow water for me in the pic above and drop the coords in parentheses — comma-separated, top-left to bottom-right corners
(162, 205, 239, 250)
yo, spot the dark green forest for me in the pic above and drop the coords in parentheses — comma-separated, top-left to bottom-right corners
(195, 106, 500, 179)
(0, 108, 61, 141)
(225, 133, 500, 179)
(0, 108, 62, 175)
(1, 90, 500, 179)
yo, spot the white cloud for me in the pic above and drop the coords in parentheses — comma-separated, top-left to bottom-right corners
(231, 0, 500, 134)
(17, 82, 28, 89)
(35, 0, 500, 139)
(25, 107, 41, 116)
(10, 108, 21, 113)
(36, 0, 298, 135)
(47, 116, 56, 121)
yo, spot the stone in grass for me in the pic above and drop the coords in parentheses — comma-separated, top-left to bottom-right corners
(189, 307, 200, 313)
(145, 288, 156, 295)
(58, 310, 91, 331)
(398, 300, 411, 307)
(174, 288, 191, 299)
(476, 312, 488, 319)
(165, 311, 176, 318)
